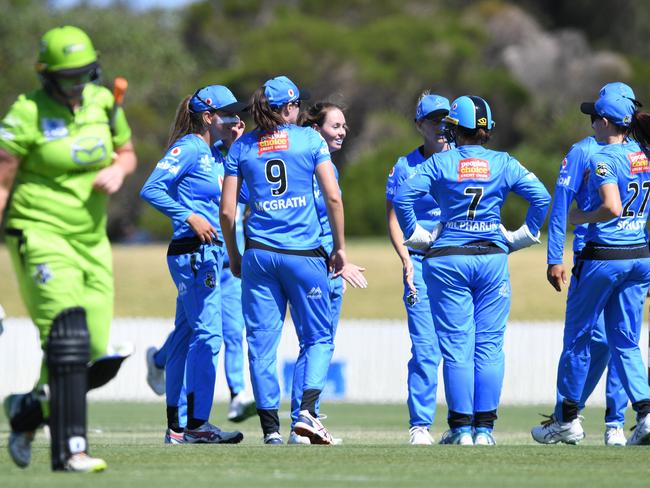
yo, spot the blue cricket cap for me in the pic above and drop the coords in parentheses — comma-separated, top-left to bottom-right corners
(415, 94, 450, 121)
(189, 85, 248, 114)
(580, 81, 642, 120)
(263, 75, 310, 107)
(581, 93, 636, 127)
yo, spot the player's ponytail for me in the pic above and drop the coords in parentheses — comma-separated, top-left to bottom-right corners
(250, 86, 286, 133)
(631, 111, 650, 148)
(167, 95, 209, 149)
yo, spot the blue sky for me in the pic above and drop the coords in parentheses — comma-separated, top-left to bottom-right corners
(52, 0, 198, 10)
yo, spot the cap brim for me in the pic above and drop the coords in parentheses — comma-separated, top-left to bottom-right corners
(218, 101, 250, 114)
(298, 89, 311, 101)
(418, 108, 450, 121)
(580, 102, 597, 115)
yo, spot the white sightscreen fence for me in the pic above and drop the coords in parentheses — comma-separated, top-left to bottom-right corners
(1, 318, 648, 405)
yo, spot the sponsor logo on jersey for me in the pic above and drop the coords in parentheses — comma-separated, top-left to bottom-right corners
(258, 131, 289, 155)
(628, 151, 650, 174)
(307, 286, 322, 300)
(458, 158, 490, 181)
(388, 166, 395, 177)
(498, 282, 510, 298)
(156, 159, 180, 175)
(198, 154, 214, 173)
(41, 118, 68, 140)
(0, 127, 15, 141)
(561, 157, 568, 169)
(171, 146, 182, 156)
(254, 195, 307, 212)
(595, 162, 610, 177)
(204, 272, 216, 289)
(557, 175, 571, 187)
(33, 263, 53, 285)
(71, 137, 107, 166)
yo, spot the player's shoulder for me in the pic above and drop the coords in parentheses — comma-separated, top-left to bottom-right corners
(84, 83, 114, 108)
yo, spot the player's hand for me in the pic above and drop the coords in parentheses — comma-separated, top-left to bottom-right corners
(93, 160, 126, 195)
(231, 119, 245, 140)
(547, 264, 567, 292)
(186, 213, 219, 244)
(402, 258, 416, 295)
(229, 253, 242, 278)
(330, 250, 368, 289)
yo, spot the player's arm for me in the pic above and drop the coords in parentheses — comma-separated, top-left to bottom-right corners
(546, 186, 575, 291)
(386, 200, 416, 294)
(392, 172, 434, 249)
(0, 148, 19, 228)
(93, 140, 137, 195)
(315, 161, 367, 289)
(220, 174, 243, 277)
(569, 183, 621, 224)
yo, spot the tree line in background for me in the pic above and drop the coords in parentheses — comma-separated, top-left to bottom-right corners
(2, 0, 650, 240)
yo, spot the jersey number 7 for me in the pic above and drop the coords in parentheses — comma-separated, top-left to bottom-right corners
(464, 187, 484, 220)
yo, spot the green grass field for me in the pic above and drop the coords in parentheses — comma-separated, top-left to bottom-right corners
(1, 403, 648, 487)
(0, 239, 576, 321)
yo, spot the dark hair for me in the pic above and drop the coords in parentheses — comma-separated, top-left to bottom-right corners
(630, 111, 650, 147)
(167, 95, 210, 148)
(456, 126, 491, 145)
(250, 86, 286, 133)
(298, 102, 346, 128)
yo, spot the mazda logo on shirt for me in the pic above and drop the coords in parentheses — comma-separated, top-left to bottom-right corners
(70, 137, 107, 166)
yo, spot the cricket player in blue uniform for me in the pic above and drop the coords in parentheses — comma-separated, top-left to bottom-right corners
(288, 102, 365, 445)
(386, 92, 450, 445)
(533, 92, 650, 446)
(140, 85, 248, 444)
(394, 95, 551, 445)
(544, 83, 638, 446)
(145, 140, 257, 426)
(220, 76, 367, 445)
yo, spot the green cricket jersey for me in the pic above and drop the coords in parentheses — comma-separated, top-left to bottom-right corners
(0, 83, 132, 236)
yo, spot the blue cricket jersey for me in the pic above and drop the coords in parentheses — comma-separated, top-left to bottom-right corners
(547, 136, 603, 264)
(393, 145, 551, 252)
(140, 134, 222, 240)
(313, 164, 339, 254)
(212, 142, 245, 261)
(224, 124, 331, 250)
(386, 146, 442, 244)
(584, 141, 650, 246)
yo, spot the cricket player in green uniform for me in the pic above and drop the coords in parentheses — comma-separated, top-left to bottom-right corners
(0, 25, 136, 472)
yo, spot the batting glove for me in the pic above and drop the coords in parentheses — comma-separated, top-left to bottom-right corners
(403, 223, 443, 251)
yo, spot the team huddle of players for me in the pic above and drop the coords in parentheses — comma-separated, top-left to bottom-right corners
(2, 25, 650, 475)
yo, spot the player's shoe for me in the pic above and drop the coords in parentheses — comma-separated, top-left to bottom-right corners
(183, 422, 243, 444)
(145, 347, 165, 396)
(409, 426, 433, 445)
(627, 414, 650, 446)
(164, 428, 186, 445)
(294, 410, 334, 445)
(604, 426, 626, 446)
(473, 427, 496, 445)
(263, 432, 284, 445)
(531, 414, 584, 444)
(439, 426, 473, 445)
(64, 453, 107, 473)
(4, 394, 35, 468)
(288, 430, 311, 444)
(227, 392, 257, 423)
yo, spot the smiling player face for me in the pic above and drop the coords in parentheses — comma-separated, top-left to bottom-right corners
(315, 108, 347, 154)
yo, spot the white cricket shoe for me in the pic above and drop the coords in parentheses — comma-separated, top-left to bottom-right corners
(227, 392, 257, 423)
(263, 432, 283, 445)
(604, 426, 626, 446)
(474, 427, 497, 446)
(65, 453, 108, 473)
(293, 410, 333, 445)
(288, 430, 311, 445)
(439, 427, 473, 445)
(409, 426, 433, 445)
(531, 415, 585, 445)
(145, 347, 165, 396)
(627, 414, 650, 446)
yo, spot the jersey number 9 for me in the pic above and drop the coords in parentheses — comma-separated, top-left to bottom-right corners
(265, 159, 288, 196)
